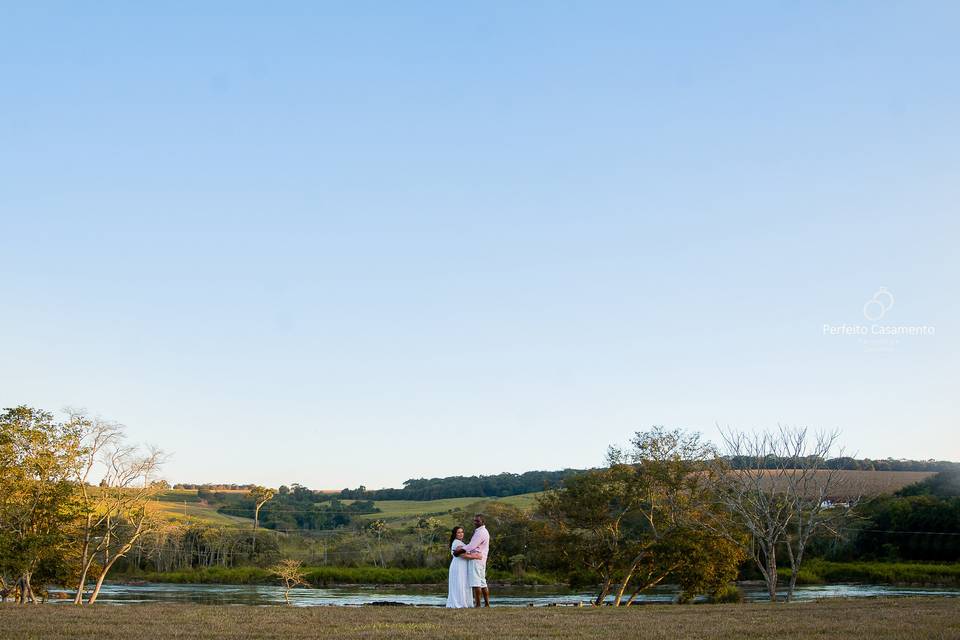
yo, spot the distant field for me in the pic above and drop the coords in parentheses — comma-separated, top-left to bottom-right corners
(3, 598, 959, 640)
(752, 470, 935, 499)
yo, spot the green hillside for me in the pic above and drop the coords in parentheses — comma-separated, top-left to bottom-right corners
(150, 489, 254, 526)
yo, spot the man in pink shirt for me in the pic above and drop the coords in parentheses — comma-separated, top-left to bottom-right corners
(460, 513, 491, 607)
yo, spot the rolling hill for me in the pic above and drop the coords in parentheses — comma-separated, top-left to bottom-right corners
(151, 469, 934, 531)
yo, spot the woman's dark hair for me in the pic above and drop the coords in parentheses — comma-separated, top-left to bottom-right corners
(449, 525, 464, 548)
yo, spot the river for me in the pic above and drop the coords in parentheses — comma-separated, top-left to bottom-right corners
(48, 582, 960, 606)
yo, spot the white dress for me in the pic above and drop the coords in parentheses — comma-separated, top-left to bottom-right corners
(446, 540, 473, 608)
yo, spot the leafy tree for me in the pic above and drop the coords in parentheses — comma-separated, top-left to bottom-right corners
(366, 519, 387, 567)
(847, 470, 960, 562)
(538, 428, 743, 606)
(896, 469, 960, 498)
(0, 406, 83, 604)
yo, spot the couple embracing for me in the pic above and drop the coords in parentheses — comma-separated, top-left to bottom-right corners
(446, 514, 490, 608)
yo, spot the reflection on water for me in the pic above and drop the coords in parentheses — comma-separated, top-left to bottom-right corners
(48, 582, 960, 607)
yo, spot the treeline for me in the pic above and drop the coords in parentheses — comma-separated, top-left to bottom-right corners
(339, 469, 582, 500)
(727, 456, 959, 473)
(174, 483, 257, 491)
(337, 458, 959, 501)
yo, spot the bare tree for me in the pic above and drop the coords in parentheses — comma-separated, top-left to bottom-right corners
(66, 411, 123, 605)
(713, 425, 859, 602)
(73, 425, 167, 605)
(271, 559, 307, 605)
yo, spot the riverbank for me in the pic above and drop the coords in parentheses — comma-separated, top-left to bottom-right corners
(115, 560, 960, 588)
(780, 560, 960, 586)
(116, 566, 557, 587)
(3, 598, 958, 639)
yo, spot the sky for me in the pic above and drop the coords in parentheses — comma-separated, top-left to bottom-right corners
(1, 2, 957, 489)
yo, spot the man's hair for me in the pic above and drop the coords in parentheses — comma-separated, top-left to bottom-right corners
(474, 513, 485, 525)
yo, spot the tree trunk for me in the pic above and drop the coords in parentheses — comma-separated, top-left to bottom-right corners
(74, 514, 93, 605)
(613, 567, 636, 606)
(88, 547, 131, 605)
(17, 573, 36, 605)
(624, 569, 673, 606)
(87, 519, 146, 604)
(73, 571, 88, 605)
(88, 568, 109, 605)
(786, 543, 804, 602)
(766, 547, 778, 602)
(594, 576, 612, 606)
(253, 502, 264, 556)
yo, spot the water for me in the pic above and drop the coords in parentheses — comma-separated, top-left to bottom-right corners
(47, 582, 960, 607)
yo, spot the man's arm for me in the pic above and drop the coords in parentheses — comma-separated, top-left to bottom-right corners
(463, 528, 488, 553)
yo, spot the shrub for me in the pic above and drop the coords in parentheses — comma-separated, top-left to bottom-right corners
(708, 584, 744, 604)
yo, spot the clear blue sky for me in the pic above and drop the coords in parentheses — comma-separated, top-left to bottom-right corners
(2, 2, 957, 489)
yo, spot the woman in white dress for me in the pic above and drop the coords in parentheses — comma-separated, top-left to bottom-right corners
(446, 525, 480, 608)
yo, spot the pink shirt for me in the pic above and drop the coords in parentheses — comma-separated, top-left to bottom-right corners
(464, 525, 490, 564)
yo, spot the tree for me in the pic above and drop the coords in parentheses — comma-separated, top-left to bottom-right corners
(249, 486, 276, 532)
(366, 519, 387, 567)
(248, 486, 275, 556)
(0, 406, 83, 604)
(538, 427, 744, 606)
(414, 517, 440, 546)
(271, 559, 307, 605)
(713, 425, 859, 602)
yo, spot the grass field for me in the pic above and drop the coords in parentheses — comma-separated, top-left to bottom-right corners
(2, 598, 958, 639)
(351, 493, 542, 528)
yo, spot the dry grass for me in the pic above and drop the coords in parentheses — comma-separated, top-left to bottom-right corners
(750, 470, 935, 499)
(2, 598, 959, 639)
